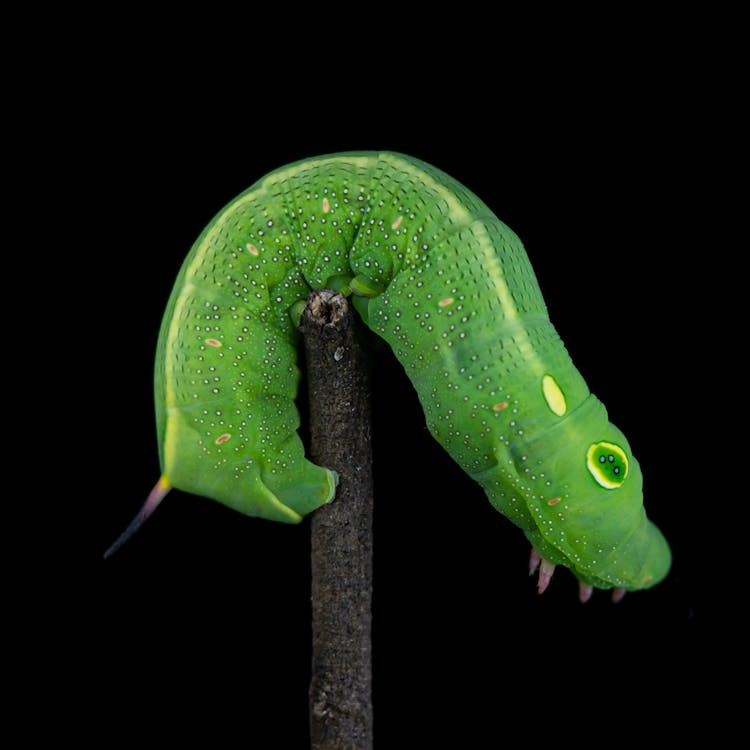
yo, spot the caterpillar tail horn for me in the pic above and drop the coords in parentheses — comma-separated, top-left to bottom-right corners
(104, 476, 172, 559)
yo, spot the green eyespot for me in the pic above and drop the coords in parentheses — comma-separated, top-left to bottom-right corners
(586, 441, 629, 489)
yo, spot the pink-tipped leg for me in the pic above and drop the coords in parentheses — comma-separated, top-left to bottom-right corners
(528, 547, 542, 577)
(578, 582, 594, 604)
(103, 476, 172, 558)
(529, 547, 556, 594)
(611, 587, 627, 604)
(537, 559, 556, 594)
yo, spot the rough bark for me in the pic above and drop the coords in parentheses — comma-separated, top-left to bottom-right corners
(301, 290, 374, 750)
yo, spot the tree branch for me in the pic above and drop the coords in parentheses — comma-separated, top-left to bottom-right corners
(301, 289, 374, 750)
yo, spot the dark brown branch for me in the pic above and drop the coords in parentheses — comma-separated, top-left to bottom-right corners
(301, 290, 374, 750)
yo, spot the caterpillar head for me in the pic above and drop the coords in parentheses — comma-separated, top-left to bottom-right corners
(519, 399, 671, 601)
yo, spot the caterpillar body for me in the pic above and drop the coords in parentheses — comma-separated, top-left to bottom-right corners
(106, 151, 671, 600)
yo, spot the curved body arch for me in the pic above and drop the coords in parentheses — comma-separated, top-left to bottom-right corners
(107, 152, 671, 596)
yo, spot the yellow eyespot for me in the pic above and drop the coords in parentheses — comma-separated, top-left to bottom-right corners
(586, 441, 629, 489)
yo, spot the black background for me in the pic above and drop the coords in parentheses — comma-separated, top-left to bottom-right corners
(28, 20, 735, 746)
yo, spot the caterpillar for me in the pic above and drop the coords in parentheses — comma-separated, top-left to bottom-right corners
(105, 151, 671, 602)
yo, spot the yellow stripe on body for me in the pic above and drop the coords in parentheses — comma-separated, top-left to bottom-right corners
(161, 187, 267, 476)
(382, 152, 522, 317)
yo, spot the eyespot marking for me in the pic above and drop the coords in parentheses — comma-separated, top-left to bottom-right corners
(586, 441, 629, 488)
(492, 401, 509, 412)
(391, 215, 403, 230)
(438, 297, 454, 308)
(542, 374, 566, 416)
(322, 197, 331, 213)
(215, 433, 232, 445)
(205, 338, 222, 348)
(547, 496, 562, 506)
(246, 243, 259, 256)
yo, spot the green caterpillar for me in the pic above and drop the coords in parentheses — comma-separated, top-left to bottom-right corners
(105, 151, 671, 602)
